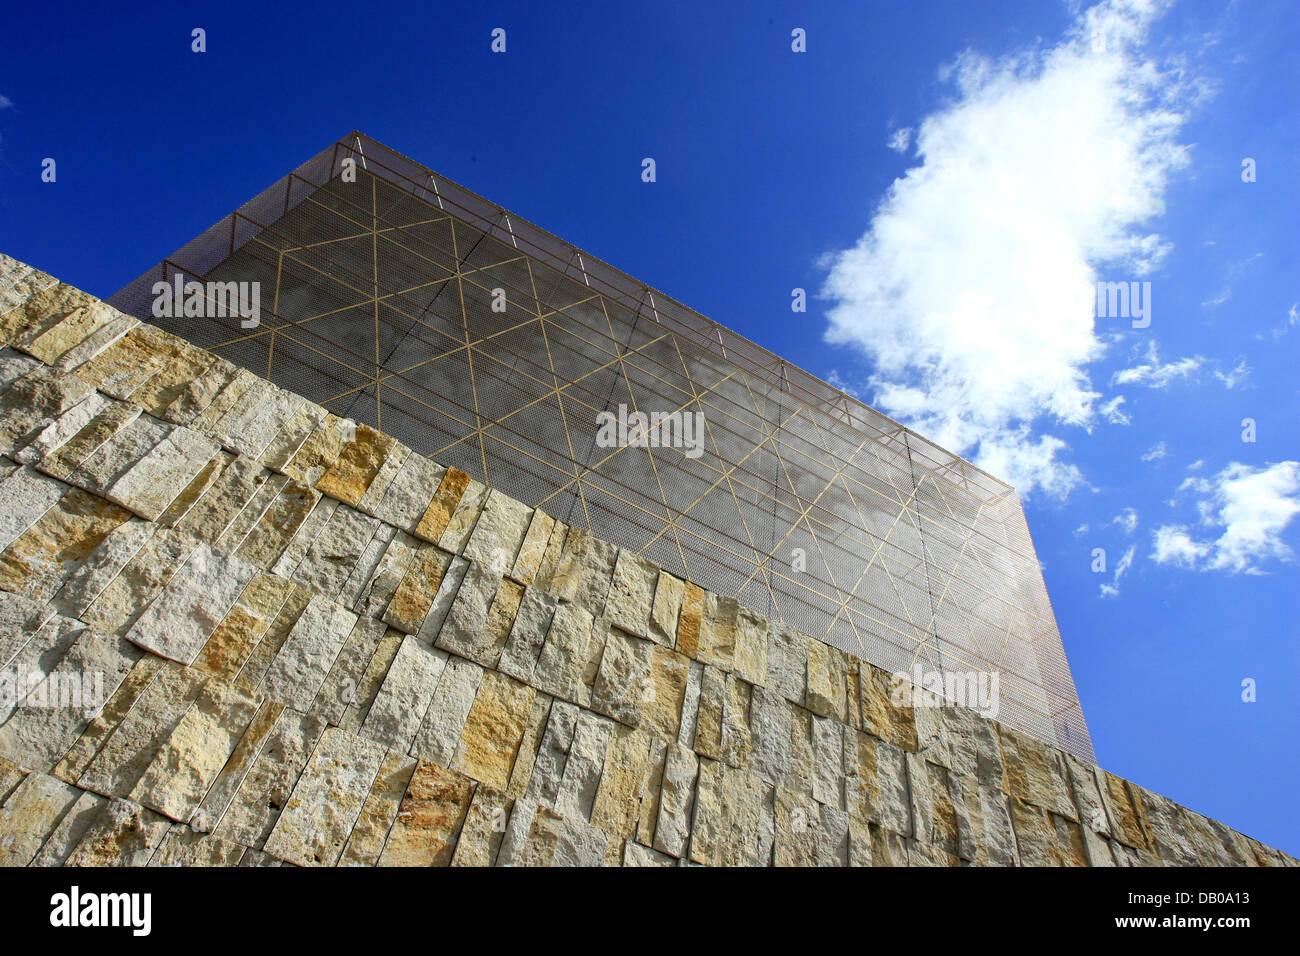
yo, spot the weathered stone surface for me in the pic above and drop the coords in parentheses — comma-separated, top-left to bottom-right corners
(749, 686, 793, 787)
(413, 466, 471, 543)
(149, 826, 247, 866)
(212, 708, 327, 849)
(378, 545, 450, 634)
(258, 401, 327, 474)
(12, 389, 110, 466)
(508, 507, 555, 586)
(209, 378, 305, 461)
(530, 517, 569, 591)
(806, 639, 848, 722)
(0, 628, 141, 773)
(287, 503, 384, 599)
(73, 325, 172, 399)
(591, 626, 654, 728)
(227, 581, 313, 693)
(338, 627, 404, 734)
(37, 400, 141, 482)
(62, 796, 169, 866)
(78, 663, 208, 798)
(532, 602, 606, 708)
(998, 724, 1077, 820)
(463, 488, 533, 572)
(507, 800, 612, 866)
(190, 699, 283, 834)
(377, 759, 475, 866)
(411, 656, 484, 765)
(369, 452, 445, 534)
(52, 656, 164, 786)
(648, 570, 685, 648)
(590, 724, 657, 838)
(506, 694, 553, 800)
(68, 412, 172, 496)
(451, 783, 513, 866)
(362, 635, 449, 751)
(191, 573, 299, 680)
(431, 561, 513, 665)
(437, 476, 488, 554)
(309, 615, 387, 726)
(29, 788, 109, 866)
(0, 465, 66, 553)
(0, 366, 95, 456)
(810, 713, 846, 808)
(845, 728, 911, 837)
(79, 526, 199, 635)
(675, 581, 704, 658)
(259, 594, 359, 711)
(549, 528, 619, 617)
(0, 771, 83, 865)
(129, 679, 262, 822)
(51, 517, 154, 617)
(641, 644, 690, 739)
(497, 586, 558, 683)
(316, 424, 399, 507)
(858, 661, 918, 752)
(554, 708, 616, 820)
(234, 478, 320, 570)
(454, 671, 536, 789)
(0, 485, 132, 603)
(282, 413, 354, 487)
(263, 727, 387, 867)
(604, 549, 659, 640)
(339, 750, 417, 867)
(124, 541, 258, 665)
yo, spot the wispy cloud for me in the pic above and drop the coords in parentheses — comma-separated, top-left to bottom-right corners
(1099, 394, 1130, 425)
(886, 127, 913, 153)
(1109, 507, 1139, 535)
(1100, 544, 1136, 598)
(1151, 461, 1300, 573)
(820, 0, 1194, 498)
(1214, 357, 1250, 389)
(1113, 341, 1204, 388)
(1141, 441, 1168, 462)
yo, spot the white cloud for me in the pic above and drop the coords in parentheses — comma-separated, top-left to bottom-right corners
(1113, 340, 1203, 388)
(1151, 461, 1300, 573)
(1151, 525, 1210, 568)
(1109, 507, 1139, 535)
(0, 95, 12, 110)
(1074, 522, 1090, 537)
(1100, 544, 1136, 597)
(1099, 394, 1130, 424)
(1214, 357, 1250, 388)
(887, 127, 913, 153)
(1141, 441, 1168, 461)
(820, 0, 1193, 498)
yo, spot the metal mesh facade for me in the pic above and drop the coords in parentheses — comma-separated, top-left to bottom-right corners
(110, 133, 1093, 762)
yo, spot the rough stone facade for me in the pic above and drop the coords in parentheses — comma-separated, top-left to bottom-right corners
(0, 254, 1291, 867)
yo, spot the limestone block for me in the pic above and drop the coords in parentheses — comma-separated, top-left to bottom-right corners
(382, 545, 453, 634)
(437, 476, 487, 554)
(532, 601, 606, 708)
(591, 626, 654, 728)
(454, 670, 536, 789)
(0, 465, 66, 553)
(129, 679, 263, 822)
(508, 507, 555, 586)
(339, 749, 417, 866)
(259, 594, 360, 711)
(369, 452, 445, 534)
(603, 549, 659, 640)
(125, 541, 259, 665)
(497, 586, 558, 684)
(63, 797, 170, 866)
(263, 727, 388, 867)
(411, 656, 484, 766)
(377, 759, 475, 866)
(413, 466, 472, 543)
(549, 528, 619, 616)
(806, 638, 848, 722)
(361, 635, 449, 752)
(102, 424, 220, 521)
(0, 771, 83, 865)
(463, 487, 533, 573)
(648, 569, 685, 647)
(316, 423, 400, 507)
(451, 784, 514, 866)
(858, 660, 918, 752)
(0, 365, 96, 456)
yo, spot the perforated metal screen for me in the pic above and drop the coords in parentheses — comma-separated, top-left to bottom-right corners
(110, 132, 1094, 762)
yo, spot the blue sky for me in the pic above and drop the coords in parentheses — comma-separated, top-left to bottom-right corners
(1, 0, 1296, 855)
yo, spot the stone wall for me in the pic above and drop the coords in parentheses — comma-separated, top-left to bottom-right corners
(0, 253, 1291, 867)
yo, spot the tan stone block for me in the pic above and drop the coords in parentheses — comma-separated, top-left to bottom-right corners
(858, 660, 918, 751)
(454, 671, 536, 789)
(263, 726, 387, 867)
(339, 750, 418, 867)
(451, 784, 513, 866)
(676, 582, 704, 658)
(508, 507, 555, 586)
(590, 725, 657, 839)
(378, 759, 475, 867)
(0, 487, 132, 603)
(382, 545, 453, 634)
(315, 424, 399, 506)
(414, 466, 471, 543)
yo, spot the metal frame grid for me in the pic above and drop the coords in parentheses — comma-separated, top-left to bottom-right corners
(110, 132, 1093, 762)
